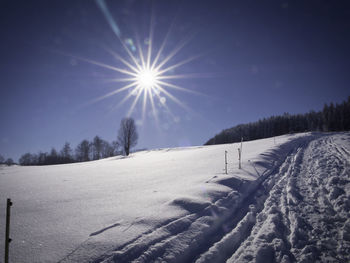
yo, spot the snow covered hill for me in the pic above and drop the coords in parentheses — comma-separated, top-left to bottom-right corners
(0, 132, 349, 262)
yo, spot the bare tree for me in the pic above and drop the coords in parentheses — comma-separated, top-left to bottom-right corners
(39, 152, 49, 165)
(60, 142, 73, 163)
(0, 154, 4, 164)
(48, 148, 59, 164)
(92, 136, 103, 160)
(118, 117, 138, 156)
(5, 158, 14, 166)
(75, 139, 91, 162)
(19, 153, 33, 166)
(111, 140, 120, 156)
(100, 140, 114, 158)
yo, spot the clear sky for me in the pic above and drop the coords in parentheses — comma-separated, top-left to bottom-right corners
(1, 0, 349, 161)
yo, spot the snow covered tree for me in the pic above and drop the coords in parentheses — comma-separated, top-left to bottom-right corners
(118, 117, 138, 156)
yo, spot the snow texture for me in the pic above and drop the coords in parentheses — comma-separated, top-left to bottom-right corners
(0, 132, 349, 262)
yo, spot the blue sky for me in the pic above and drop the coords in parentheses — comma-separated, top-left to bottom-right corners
(1, 0, 349, 161)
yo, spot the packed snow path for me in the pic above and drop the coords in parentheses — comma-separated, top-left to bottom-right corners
(95, 134, 350, 263)
(225, 135, 350, 263)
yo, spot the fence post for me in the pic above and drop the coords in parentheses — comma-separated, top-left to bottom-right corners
(239, 137, 243, 169)
(224, 150, 228, 174)
(238, 148, 241, 169)
(5, 198, 12, 263)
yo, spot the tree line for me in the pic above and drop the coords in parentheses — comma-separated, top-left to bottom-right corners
(0, 155, 14, 166)
(19, 117, 139, 166)
(205, 97, 350, 145)
(19, 136, 120, 166)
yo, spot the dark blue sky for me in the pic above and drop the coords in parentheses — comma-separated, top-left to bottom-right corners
(1, 0, 349, 161)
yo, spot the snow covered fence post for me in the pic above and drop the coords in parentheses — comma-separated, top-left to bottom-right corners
(224, 150, 228, 174)
(4, 198, 12, 263)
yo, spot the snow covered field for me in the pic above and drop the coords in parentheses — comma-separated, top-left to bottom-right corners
(0, 132, 349, 262)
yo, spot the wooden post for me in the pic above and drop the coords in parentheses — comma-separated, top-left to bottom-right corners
(238, 148, 241, 169)
(224, 150, 228, 174)
(5, 198, 12, 263)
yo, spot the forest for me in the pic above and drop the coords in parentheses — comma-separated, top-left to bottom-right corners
(205, 97, 350, 145)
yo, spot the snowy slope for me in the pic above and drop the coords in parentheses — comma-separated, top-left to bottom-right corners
(0, 132, 349, 263)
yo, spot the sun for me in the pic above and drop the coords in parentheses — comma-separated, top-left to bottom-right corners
(81, 36, 201, 123)
(72, 3, 205, 124)
(136, 68, 158, 91)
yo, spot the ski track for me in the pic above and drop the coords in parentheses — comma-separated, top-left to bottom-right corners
(223, 133, 350, 263)
(63, 133, 350, 263)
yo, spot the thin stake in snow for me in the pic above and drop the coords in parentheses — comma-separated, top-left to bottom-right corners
(224, 150, 228, 174)
(238, 137, 243, 169)
(240, 137, 243, 153)
(238, 148, 241, 169)
(4, 198, 12, 263)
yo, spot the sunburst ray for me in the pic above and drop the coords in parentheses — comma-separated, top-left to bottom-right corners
(65, 2, 210, 124)
(155, 80, 204, 96)
(127, 87, 143, 117)
(103, 46, 140, 73)
(90, 82, 138, 104)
